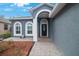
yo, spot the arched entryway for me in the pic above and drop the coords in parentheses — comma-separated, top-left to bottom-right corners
(37, 11, 49, 38)
(33, 9, 51, 41)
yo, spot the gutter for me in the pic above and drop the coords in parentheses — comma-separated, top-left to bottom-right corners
(0, 19, 11, 24)
(49, 3, 66, 18)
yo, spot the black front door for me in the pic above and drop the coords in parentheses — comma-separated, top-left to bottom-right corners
(42, 24, 47, 36)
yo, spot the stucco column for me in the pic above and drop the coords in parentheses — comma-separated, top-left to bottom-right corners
(33, 17, 38, 41)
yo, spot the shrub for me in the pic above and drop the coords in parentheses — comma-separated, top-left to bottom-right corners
(1, 32, 11, 39)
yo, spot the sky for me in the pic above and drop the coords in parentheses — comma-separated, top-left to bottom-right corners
(0, 3, 40, 18)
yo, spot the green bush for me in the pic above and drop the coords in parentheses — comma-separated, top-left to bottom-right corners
(1, 32, 11, 39)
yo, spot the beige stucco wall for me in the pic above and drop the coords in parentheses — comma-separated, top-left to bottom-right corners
(0, 22, 9, 35)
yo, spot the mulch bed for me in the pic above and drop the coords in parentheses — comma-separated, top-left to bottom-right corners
(0, 41, 34, 56)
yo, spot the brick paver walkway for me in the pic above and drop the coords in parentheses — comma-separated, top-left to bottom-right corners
(29, 38, 63, 56)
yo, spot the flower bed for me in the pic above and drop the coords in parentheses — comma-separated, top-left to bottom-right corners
(0, 41, 33, 56)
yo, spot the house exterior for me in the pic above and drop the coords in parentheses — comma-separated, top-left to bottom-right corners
(10, 16, 33, 38)
(50, 3, 79, 56)
(10, 3, 79, 55)
(0, 17, 11, 35)
(10, 4, 54, 40)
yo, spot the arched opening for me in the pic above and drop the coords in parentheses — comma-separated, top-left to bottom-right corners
(37, 11, 49, 37)
(33, 9, 51, 41)
(14, 22, 22, 36)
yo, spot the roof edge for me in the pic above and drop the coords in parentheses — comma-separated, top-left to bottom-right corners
(9, 16, 33, 20)
(0, 19, 11, 24)
(49, 3, 66, 18)
(30, 3, 54, 14)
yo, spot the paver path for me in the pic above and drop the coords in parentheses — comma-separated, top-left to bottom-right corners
(29, 38, 63, 56)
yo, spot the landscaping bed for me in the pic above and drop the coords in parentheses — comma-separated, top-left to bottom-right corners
(0, 41, 33, 56)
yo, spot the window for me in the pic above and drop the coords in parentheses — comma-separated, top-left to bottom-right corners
(26, 22, 33, 36)
(16, 23, 21, 34)
(27, 23, 32, 34)
(4, 24, 8, 30)
(14, 22, 22, 36)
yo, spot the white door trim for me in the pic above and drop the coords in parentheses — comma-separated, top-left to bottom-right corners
(40, 19, 48, 37)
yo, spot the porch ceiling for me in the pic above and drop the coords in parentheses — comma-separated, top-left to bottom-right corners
(38, 11, 49, 18)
